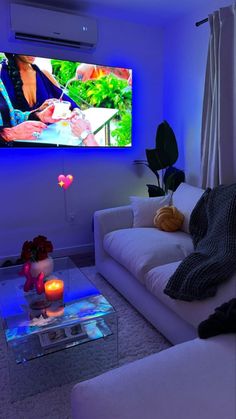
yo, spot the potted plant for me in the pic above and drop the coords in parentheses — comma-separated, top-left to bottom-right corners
(21, 235, 54, 278)
(134, 120, 185, 196)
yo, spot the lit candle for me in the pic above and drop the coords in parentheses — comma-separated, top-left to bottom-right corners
(45, 279, 64, 301)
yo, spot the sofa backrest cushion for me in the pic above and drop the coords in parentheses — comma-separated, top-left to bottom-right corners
(172, 183, 205, 233)
(129, 194, 171, 227)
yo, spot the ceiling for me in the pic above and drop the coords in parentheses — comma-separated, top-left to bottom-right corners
(18, 0, 211, 25)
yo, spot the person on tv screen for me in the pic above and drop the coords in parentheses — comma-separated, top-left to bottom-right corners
(0, 53, 79, 112)
(75, 63, 132, 85)
(0, 78, 98, 147)
(69, 109, 98, 146)
(0, 78, 61, 146)
(0, 54, 100, 146)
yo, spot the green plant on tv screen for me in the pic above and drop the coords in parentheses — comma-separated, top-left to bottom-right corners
(51, 59, 132, 146)
(111, 112, 131, 146)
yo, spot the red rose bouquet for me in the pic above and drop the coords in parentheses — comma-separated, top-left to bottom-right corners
(21, 235, 53, 262)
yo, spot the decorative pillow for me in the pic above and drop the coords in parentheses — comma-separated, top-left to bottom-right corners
(129, 194, 171, 228)
(154, 205, 184, 232)
(172, 183, 205, 233)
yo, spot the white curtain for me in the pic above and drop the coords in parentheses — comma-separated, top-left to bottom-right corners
(201, 4, 236, 188)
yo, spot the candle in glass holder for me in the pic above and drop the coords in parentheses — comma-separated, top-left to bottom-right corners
(45, 278, 64, 301)
(46, 306, 65, 317)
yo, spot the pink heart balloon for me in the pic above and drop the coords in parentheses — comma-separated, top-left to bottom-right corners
(58, 174, 74, 189)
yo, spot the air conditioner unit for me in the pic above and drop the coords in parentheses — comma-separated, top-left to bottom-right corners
(10, 3, 97, 49)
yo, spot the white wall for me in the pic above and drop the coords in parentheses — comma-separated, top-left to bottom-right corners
(2, 0, 231, 260)
(0, 0, 164, 259)
(162, 0, 231, 186)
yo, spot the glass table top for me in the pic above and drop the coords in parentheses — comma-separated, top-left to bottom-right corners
(0, 257, 116, 362)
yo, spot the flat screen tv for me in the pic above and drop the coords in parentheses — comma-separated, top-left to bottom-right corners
(0, 52, 132, 148)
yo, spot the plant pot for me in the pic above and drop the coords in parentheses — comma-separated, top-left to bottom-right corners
(30, 257, 54, 278)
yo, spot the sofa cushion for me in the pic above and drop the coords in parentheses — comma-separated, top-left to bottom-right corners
(172, 182, 205, 233)
(71, 335, 236, 419)
(103, 228, 193, 283)
(145, 261, 236, 327)
(129, 194, 171, 227)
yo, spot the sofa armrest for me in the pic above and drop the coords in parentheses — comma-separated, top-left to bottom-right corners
(71, 335, 236, 419)
(94, 205, 133, 267)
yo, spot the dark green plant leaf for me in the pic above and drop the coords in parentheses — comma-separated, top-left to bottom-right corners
(146, 148, 165, 171)
(146, 184, 165, 197)
(154, 120, 178, 167)
(163, 166, 185, 192)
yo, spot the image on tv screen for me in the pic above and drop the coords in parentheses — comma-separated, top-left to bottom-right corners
(0, 52, 132, 148)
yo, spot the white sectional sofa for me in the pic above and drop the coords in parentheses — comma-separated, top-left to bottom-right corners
(93, 182, 236, 344)
(72, 183, 236, 419)
(72, 335, 236, 419)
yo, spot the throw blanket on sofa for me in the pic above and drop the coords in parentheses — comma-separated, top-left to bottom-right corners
(198, 298, 236, 338)
(164, 183, 236, 301)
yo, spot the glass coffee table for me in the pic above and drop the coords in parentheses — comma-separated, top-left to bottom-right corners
(0, 257, 117, 400)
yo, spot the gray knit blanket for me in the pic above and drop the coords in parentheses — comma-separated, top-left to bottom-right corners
(164, 183, 236, 301)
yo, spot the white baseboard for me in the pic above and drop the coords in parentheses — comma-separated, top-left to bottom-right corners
(0, 243, 94, 265)
(53, 244, 94, 258)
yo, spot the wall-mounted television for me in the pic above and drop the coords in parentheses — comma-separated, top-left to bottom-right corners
(0, 52, 132, 148)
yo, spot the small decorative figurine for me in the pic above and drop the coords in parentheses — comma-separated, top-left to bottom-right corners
(19, 261, 45, 294)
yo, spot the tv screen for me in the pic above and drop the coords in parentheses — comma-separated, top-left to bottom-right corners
(0, 52, 132, 148)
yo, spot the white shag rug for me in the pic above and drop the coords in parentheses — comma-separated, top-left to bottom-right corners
(0, 267, 171, 419)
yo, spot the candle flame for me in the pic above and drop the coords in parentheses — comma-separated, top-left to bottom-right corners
(45, 279, 64, 290)
(49, 282, 60, 290)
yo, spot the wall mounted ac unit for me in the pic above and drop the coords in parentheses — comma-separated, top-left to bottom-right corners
(10, 3, 97, 49)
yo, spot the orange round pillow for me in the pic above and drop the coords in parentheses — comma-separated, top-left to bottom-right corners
(154, 205, 184, 232)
